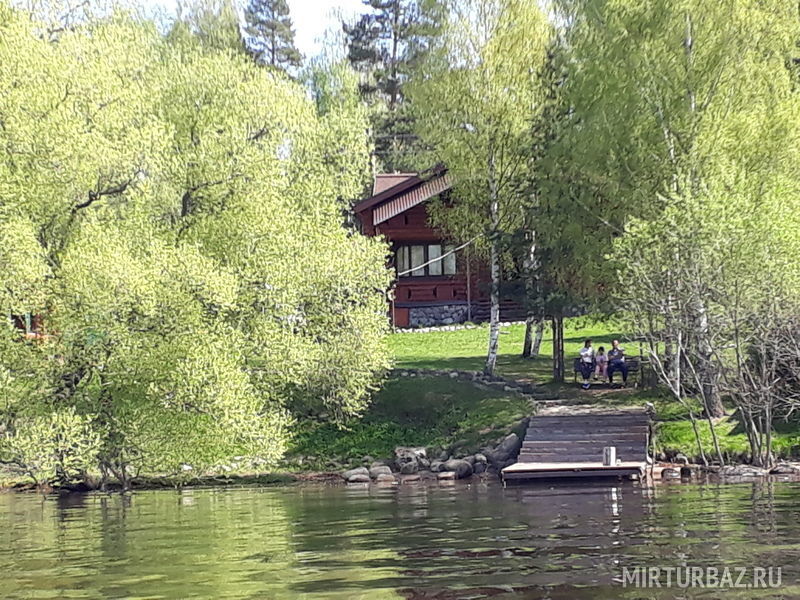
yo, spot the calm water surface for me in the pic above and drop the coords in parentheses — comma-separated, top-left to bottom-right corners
(2, 480, 800, 599)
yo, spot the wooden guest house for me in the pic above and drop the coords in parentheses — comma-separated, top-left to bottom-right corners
(353, 165, 523, 328)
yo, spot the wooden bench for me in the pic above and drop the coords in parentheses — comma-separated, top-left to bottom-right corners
(572, 357, 643, 386)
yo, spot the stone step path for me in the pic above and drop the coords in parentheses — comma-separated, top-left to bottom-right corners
(502, 405, 651, 482)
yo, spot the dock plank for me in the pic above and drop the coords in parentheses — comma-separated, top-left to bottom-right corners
(502, 407, 651, 483)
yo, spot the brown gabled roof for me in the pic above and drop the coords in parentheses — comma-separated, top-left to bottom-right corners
(353, 163, 448, 215)
(372, 173, 417, 195)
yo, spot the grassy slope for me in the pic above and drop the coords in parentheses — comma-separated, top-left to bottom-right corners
(286, 376, 531, 470)
(288, 317, 799, 468)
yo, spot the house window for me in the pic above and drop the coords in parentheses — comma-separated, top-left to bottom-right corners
(396, 244, 457, 277)
(9, 313, 44, 339)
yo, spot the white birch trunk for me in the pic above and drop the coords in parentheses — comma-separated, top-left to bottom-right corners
(484, 154, 501, 376)
(484, 234, 501, 375)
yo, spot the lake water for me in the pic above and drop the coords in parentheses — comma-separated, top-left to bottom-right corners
(1, 480, 799, 599)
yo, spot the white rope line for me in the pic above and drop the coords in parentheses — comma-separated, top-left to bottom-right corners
(396, 235, 483, 277)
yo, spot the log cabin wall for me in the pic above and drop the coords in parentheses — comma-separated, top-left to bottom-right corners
(376, 203, 489, 327)
(354, 167, 523, 328)
(380, 204, 484, 301)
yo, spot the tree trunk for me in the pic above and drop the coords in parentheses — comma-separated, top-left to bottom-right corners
(389, 0, 399, 112)
(552, 314, 565, 382)
(523, 317, 544, 358)
(695, 300, 725, 418)
(483, 155, 501, 376)
(521, 226, 541, 359)
(523, 316, 534, 358)
(532, 320, 544, 357)
(484, 234, 501, 375)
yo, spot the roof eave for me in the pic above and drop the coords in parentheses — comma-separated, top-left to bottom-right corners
(353, 163, 447, 215)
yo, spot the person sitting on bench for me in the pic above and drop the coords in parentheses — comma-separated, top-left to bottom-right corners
(578, 338, 595, 390)
(607, 339, 628, 386)
(594, 346, 608, 381)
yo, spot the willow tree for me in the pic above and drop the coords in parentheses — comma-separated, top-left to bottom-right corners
(552, 0, 800, 439)
(409, 0, 551, 375)
(0, 3, 390, 488)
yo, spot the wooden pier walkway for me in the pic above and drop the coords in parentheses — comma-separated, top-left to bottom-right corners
(502, 406, 651, 482)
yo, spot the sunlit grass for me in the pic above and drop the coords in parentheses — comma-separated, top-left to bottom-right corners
(388, 315, 636, 382)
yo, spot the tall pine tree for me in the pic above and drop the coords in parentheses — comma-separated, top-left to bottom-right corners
(244, 0, 302, 71)
(343, 0, 444, 171)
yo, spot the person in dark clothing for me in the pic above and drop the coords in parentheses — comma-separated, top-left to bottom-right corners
(607, 339, 628, 386)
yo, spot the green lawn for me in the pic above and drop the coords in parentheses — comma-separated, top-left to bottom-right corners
(388, 317, 632, 382)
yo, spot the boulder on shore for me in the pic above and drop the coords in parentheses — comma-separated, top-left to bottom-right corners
(394, 446, 427, 473)
(720, 465, 769, 478)
(342, 467, 369, 481)
(346, 474, 371, 484)
(369, 465, 393, 479)
(485, 433, 521, 467)
(400, 461, 419, 475)
(770, 463, 800, 475)
(661, 468, 680, 480)
(442, 458, 473, 479)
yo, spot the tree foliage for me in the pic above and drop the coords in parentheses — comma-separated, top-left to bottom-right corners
(172, 0, 246, 54)
(0, 2, 391, 487)
(547, 0, 800, 462)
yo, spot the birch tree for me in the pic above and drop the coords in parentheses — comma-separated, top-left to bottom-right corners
(409, 0, 551, 375)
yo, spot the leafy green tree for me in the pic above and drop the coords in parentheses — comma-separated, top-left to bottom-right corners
(243, 0, 302, 71)
(0, 2, 390, 487)
(305, 54, 374, 203)
(550, 0, 800, 427)
(409, 0, 551, 375)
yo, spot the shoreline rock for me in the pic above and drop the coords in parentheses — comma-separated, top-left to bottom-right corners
(719, 465, 770, 478)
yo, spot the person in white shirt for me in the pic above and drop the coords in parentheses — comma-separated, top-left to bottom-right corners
(579, 339, 595, 390)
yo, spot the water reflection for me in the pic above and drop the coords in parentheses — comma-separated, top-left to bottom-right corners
(0, 480, 799, 599)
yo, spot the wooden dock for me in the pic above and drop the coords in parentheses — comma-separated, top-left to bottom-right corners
(502, 406, 651, 482)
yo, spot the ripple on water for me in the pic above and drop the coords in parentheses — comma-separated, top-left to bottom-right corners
(1, 481, 800, 599)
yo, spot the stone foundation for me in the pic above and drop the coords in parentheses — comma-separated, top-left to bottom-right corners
(408, 304, 470, 327)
